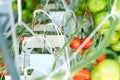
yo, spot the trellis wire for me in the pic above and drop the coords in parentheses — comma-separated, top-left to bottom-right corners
(34, 0, 120, 79)
(33, 10, 65, 46)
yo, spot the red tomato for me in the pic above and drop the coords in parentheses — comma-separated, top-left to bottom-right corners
(96, 54, 106, 62)
(73, 69, 91, 80)
(81, 37, 93, 49)
(73, 73, 82, 80)
(70, 37, 81, 50)
(1, 63, 6, 68)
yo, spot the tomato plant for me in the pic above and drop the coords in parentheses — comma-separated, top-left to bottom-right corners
(92, 59, 120, 80)
(70, 37, 81, 50)
(73, 68, 91, 80)
(81, 37, 93, 49)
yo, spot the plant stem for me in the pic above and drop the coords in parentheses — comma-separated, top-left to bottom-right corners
(107, 0, 112, 13)
(34, 16, 118, 80)
(60, 14, 88, 54)
(51, 14, 88, 70)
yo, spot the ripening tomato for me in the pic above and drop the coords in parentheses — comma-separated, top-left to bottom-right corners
(73, 68, 91, 80)
(81, 37, 93, 49)
(95, 54, 106, 66)
(70, 37, 81, 50)
(96, 54, 106, 62)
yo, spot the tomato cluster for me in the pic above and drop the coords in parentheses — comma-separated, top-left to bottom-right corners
(69, 37, 93, 54)
(88, 0, 120, 51)
(12, 0, 40, 23)
(74, 0, 120, 52)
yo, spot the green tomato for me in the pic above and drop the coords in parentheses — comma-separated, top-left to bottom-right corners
(115, 22, 120, 31)
(92, 59, 120, 80)
(116, 0, 120, 11)
(12, 1, 18, 12)
(111, 41, 120, 51)
(75, 9, 83, 16)
(26, 1, 36, 10)
(28, 13, 33, 20)
(78, 0, 87, 11)
(22, 9, 31, 22)
(109, 31, 119, 45)
(22, 9, 31, 17)
(88, 0, 107, 13)
(95, 11, 110, 29)
(98, 28, 109, 35)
